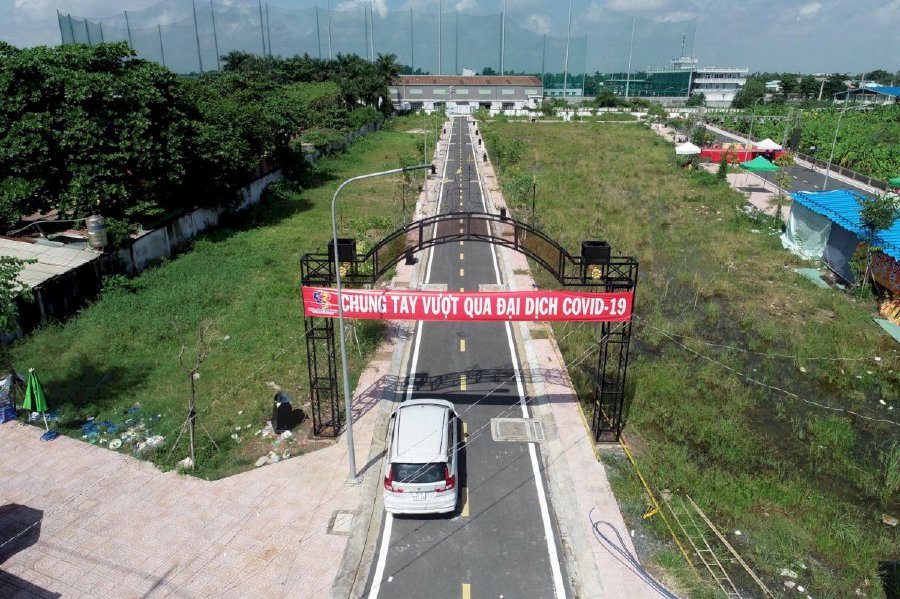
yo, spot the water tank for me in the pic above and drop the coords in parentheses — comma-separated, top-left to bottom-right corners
(85, 215, 108, 249)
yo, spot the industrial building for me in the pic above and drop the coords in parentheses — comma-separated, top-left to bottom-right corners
(389, 75, 544, 113)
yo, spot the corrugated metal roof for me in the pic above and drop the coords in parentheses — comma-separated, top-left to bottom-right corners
(790, 190, 900, 260)
(869, 86, 900, 98)
(0, 238, 99, 288)
(393, 75, 542, 86)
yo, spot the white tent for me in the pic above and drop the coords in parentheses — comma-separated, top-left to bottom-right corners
(675, 142, 701, 155)
(755, 138, 783, 150)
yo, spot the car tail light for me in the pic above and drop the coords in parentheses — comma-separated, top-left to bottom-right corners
(383, 469, 402, 493)
(435, 466, 456, 493)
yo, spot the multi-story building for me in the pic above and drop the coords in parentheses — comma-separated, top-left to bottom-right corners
(389, 75, 544, 113)
(597, 54, 748, 108)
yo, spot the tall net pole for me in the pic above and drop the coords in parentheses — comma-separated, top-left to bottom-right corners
(192, 0, 204, 73)
(364, 6, 370, 61)
(370, 0, 376, 59)
(67, 14, 76, 45)
(316, 5, 322, 59)
(455, 10, 458, 75)
(327, 0, 333, 59)
(438, 0, 442, 75)
(410, 8, 414, 73)
(541, 34, 546, 88)
(210, 1, 221, 70)
(562, 0, 572, 97)
(500, 0, 506, 75)
(266, 3, 272, 57)
(158, 24, 167, 68)
(84, 17, 92, 45)
(258, 0, 266, 56)
(124, 10, 133, 47)
(625, 17, 635, 99)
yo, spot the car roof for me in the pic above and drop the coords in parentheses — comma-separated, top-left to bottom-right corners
(393, 400, 451, 462)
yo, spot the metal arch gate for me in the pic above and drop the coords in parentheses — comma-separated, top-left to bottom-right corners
(300, 211, 638, 442)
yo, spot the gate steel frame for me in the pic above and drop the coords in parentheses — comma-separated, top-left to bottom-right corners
(300, 211, 638, 442)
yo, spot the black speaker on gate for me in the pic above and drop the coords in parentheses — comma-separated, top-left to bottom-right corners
(789, 127, 802, 151)
(581, 240, 611, 265)
(328, 238, 356, 263)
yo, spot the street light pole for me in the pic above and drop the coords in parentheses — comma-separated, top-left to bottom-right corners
(331, 163, 432, 482)
(747, 96, 763, 141)
(822, 104, 863, 191)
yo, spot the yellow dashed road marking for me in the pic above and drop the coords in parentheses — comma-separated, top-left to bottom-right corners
(459, 253, 464, 260)
(460, 287, 464, 292)
(460, 486, 469, 517)
(460, 339, 466, 352)
(462, 583, 471, 599)
(460, 374, 467, 391)
(459, 268, 464, 276)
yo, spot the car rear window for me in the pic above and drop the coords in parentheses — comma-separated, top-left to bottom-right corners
(392, 462, 445, 484)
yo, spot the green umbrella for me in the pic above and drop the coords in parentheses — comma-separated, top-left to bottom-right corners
(889, 176, 900, 188)
(738, 155, 780, 172)
(23, 369, 58, 441)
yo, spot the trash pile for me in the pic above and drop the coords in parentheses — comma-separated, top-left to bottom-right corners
(253, 422, 297, 467)
(80, 403, 164, 454)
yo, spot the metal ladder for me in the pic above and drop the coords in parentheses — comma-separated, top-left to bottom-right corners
(663, 493, 742, 599)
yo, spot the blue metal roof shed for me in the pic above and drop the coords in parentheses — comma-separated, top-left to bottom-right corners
(791, 190, 900, 260)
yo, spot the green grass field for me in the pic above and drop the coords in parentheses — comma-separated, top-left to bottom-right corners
(11, 113, 438, 479)
(486, 120, 899, 597)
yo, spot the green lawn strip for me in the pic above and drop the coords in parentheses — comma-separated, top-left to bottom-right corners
(488, 121, 899, 596)
(11, 114, 431, 480)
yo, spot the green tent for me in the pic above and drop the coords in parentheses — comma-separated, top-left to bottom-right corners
(739, 156, 780, 172)
(23, 369, 58, 441)
(889, 176, 900, 187)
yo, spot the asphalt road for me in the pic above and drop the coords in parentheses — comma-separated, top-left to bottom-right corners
(707, 127, 873, 197)
(364, 116, 570, 599)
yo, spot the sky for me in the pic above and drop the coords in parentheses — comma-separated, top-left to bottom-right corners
(2, 0, 899, 74)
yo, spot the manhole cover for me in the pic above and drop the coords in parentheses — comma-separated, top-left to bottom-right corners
(327, 510, 354, 536)
(491, 418, 544, 442)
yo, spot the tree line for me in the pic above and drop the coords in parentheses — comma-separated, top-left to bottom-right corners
(0, 43, 400, 235)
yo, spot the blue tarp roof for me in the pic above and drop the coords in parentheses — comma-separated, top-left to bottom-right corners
(869, 86, 900, 98)
(791, 190, 900, 260)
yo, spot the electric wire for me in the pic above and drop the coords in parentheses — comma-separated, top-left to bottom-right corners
(636, 315, 900, 427)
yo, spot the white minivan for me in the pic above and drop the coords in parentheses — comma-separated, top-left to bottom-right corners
(383, 399, 460, 515)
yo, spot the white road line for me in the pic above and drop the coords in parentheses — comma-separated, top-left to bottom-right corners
(425, 117, 455, 284)
(504, 321, 567, 598)
(469, 118, 566, 598)
(366, 512, 394, 599)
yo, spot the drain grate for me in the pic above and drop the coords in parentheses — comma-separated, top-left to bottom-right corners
(491, 418, 544, 442)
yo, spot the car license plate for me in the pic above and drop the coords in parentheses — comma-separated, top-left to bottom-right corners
(412, 492, 425, 501)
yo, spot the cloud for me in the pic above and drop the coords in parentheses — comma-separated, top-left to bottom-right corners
(606, 0, 672, 11)
(523, 13, 550, 35)
(874, 0, 900, 20)
(797, 2, 822, 18)
(337, 0, 388, 17)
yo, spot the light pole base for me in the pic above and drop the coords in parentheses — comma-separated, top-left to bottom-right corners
(344, 476, 362, 487)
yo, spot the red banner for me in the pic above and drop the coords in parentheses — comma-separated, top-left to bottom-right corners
(302, 287, 633, 322)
